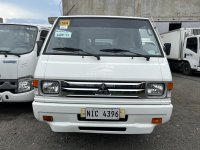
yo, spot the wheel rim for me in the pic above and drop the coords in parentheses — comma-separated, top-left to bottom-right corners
(185, 64, 189, 71)
(184, 63, 191, 73)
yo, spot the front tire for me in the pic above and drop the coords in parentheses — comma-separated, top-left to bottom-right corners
(182, 62, 192, 75)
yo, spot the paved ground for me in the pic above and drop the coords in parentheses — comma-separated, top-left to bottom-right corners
(0, 73, 200, 150)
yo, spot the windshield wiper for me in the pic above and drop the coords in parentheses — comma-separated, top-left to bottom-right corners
(52, 47, 100, 60)
(0, 50, 21, 57)
(100, 48, 150, 61)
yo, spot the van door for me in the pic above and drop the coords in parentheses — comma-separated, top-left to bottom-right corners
(184, 37, 199, 69)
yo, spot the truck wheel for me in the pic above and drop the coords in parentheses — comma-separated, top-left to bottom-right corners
(182, 62, 192, 75)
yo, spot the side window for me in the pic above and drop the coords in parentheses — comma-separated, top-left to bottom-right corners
(186, 37, 197, 53)
(40, 30, 49, 42)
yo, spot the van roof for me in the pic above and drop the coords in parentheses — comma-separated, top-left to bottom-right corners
(0, 23, 51, 30)
(49, 16, 150, 24)
(58, 15, 149, 20)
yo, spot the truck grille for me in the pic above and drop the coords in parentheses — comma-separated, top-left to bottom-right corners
(61, 81, 146, 99)
(0, 80, 18, 93)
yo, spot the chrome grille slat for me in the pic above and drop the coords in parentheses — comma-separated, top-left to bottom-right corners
(62, 88, 144, 92)
(109, 89, 144, 92)
(66, 95, 140, 98)
(63, 88, 98, 91)
(64, 81, 102, 85)
(61, 81, 146, 99)
(106, 83, 144, 86)
(65, 81, 144, 86)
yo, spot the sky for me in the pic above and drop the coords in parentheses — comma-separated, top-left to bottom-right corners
(0, 0, 62, 24)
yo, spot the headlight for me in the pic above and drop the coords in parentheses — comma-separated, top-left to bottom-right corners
(147, 83, 165, 96)
(18, 79, 32, 93)
(42, 81, 60, 94)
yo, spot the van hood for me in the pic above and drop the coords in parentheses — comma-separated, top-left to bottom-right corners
(0, 55, 19, 79)
(36, 55, 172, 82)
(0, 52, 37, 79)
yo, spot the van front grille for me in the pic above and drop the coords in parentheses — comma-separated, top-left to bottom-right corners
(60, 81, 146, 99)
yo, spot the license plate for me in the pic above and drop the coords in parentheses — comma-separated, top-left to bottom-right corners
(85, 108, 120, 120)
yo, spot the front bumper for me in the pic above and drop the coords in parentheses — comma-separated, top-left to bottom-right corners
(0, 90, 34, 102)
(33, 101, 173, 134)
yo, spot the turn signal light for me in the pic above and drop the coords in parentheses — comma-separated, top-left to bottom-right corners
(152, 118, 162, 124)
(43, 116, 53, 122)
(32, 80, 39, 88)
(167, 82, 173, 90)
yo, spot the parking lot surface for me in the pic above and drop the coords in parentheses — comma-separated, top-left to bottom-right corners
(0, 73, 200, 150)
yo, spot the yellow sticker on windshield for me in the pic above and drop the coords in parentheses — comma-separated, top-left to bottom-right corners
(59, 19, 70, 29)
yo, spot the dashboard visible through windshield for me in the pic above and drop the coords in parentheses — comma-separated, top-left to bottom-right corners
(45, 18, 163, 58)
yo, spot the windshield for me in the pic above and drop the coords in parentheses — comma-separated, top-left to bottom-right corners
(0, 24, 38, 54)
(45, 18, 162, 57)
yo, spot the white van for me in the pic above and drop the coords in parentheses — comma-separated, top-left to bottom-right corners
(0, 24, 50, 102)
(33, 16, 173, 134)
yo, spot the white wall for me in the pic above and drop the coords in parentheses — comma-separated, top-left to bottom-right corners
(63, 0, 200, 21)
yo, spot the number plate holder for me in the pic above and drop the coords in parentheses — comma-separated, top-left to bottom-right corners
(81, 108, 125, 120)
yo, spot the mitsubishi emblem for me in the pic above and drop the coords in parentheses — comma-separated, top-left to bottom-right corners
(95, 83, 111, 95)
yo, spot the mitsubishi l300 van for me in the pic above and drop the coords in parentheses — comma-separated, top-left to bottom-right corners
(33, 16, 173, 134)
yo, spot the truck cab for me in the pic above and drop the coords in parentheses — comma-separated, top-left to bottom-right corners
(0, 24, 50, 102)
(32, 16, 173, 134)
(183, 35, 200, 73)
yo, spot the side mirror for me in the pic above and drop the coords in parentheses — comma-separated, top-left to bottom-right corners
(36, 40, 44, 56)
(164, 43, 171, 56)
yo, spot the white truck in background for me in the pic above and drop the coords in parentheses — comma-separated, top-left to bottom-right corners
(0, 24, 50, 102)
(161, 28, 200, 75)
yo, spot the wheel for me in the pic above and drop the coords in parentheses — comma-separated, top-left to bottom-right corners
(182, 62, 192, 75)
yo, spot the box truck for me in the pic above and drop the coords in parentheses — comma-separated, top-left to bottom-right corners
(161, 28, 200, 75)
(32, 16, 173, 134)
(0, 24, 50, 102)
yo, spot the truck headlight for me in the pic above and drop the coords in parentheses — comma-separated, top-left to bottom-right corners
(147, 83, 165, 96)
(42, 81, 60, 94)
(18, 79, 32, 93)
